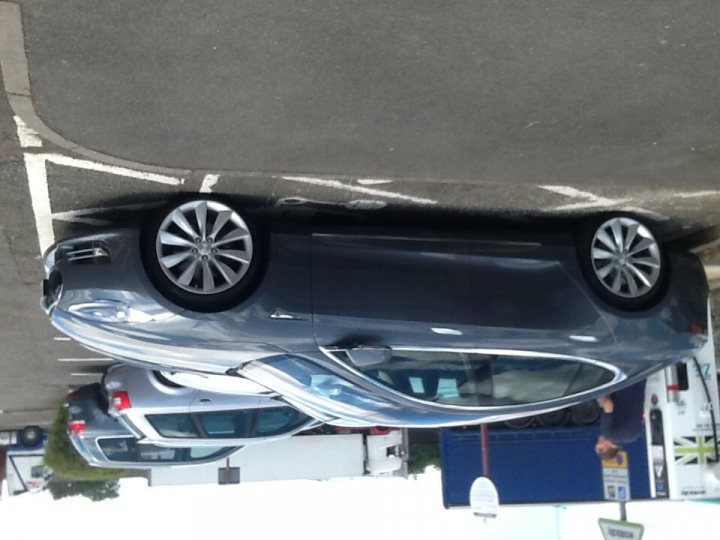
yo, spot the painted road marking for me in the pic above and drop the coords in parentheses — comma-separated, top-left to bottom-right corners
(23, 153, 54, 254)
(13, 114, 42, 147)
(200, 173, 219, 193)
(57, 358, 113, 363)
(51, 202, 162, 226)
(282, 175, 436, 205)
(540, 185, 632, 210)
(43, 153, 184, 186)
(53, 337, 71, 342)
(70, 373, 103, 377)
(357, 178, 393, 185)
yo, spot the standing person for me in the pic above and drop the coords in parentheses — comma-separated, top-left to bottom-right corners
(595, 379, 647, 460)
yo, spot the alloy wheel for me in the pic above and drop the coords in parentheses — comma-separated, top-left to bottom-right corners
(590, 217, 662, 299)
(155, 200, 254, 295)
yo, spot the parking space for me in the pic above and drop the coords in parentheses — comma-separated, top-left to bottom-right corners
(2, 1, 720, 431)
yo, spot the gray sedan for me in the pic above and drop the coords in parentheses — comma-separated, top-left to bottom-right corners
(43, 197, 709, 426)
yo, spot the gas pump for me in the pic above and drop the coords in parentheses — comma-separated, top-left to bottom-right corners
(644, 301, 720, 499)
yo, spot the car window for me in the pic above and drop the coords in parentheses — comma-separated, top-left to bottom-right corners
(98, 437, 179, 462)
(255, 407, 310, 436)
(146, 413, 200, 438)
(352, 350, 614, 406)
(188, 446, 236, 460)
(197, 410, 253, 438)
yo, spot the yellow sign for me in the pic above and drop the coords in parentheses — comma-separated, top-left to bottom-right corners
(602, 451, 629, 469)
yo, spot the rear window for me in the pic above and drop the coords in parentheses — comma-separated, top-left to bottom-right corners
(255, 407, 309, 436)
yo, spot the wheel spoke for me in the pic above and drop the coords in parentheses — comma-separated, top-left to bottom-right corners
(161, 250, 194, 269)
(624, 222, 639, 251)
(216, 249, 250, 264)
(195, 201, 208, 240)
(592, 248, 614, 260)
(211, 258, 238, 285)
(214, 229, 250, 247)
(626, 263, 651, 287)
(611, 270, 623, 292)
(178, 259, 199, 286)
(160, 231, 195, 248)
(201, 259, 214, 292)
(597, 263, 615, 279)
(622, 268, 638, 296)
(610, 220, 624, 252)
(630, 256, 660, 269)
(210, 210, 233, 239)
(171, 210, 198, 240)
(596, 229, 617, 252)
(629, 238, 655, 256)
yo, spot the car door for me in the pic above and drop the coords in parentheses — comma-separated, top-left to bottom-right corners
(311, 232, 476, 349)
(466, 239, 616, 354)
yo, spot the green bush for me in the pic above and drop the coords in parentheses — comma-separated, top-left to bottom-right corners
(408, 441, 441, 474)
(44, 405, 125, 481)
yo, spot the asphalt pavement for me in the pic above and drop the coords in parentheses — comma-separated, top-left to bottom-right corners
(1, 1, 720, 429)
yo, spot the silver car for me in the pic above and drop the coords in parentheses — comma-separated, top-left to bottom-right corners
(103, 364, 320, 447)
(66, 383, 241, 469)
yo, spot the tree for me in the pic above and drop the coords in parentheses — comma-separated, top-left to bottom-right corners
(44, 405, 125, 481)
(47, 479, 120, 502)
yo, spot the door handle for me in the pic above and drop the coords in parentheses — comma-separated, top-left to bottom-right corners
(199, 398, 212, 403)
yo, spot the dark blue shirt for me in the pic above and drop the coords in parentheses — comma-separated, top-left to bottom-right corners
(599, 380, 647, 444)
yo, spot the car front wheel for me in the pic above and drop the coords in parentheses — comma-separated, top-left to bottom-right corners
(142, 197, 264, 312)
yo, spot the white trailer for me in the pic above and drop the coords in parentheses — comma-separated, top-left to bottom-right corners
(149, 431, 405, 487)
(644, 301, 720, 499)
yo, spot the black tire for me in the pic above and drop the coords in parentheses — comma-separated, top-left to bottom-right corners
(19, 425, 43, 447)
(504, 416, 534, 429)
(569, 400, 602, 426)
(535, 408, 569, 428)
(577, 214, 667, 311)
(141, 196, 266, 312)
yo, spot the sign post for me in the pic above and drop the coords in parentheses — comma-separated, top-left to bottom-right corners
(601, 450, 631, 519)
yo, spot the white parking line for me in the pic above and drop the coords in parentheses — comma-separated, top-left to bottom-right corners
(200, 173, 219, 193)
(53, 337, 71, 342)
(357, 178, 393, 186)
(42, 153, 185, 186)
(23, 153, 54, 254)
(58, 357, 113, 363)
(13, 114, 42, 147)
(540, 185, 631, 210)
(51, 201, 162, 226)
(282, 175, 436, 205)
(70, 373, 103, 377)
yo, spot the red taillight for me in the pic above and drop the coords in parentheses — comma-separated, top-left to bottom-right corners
(111, 391, 132, 411)
(689, 323, 703, 335)
(67, 420, 86, 435)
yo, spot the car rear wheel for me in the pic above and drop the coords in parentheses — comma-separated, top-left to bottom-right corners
(579, 215, 666, 310)
(142, 197, 264, 312)
(19, 426, 42, 447)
